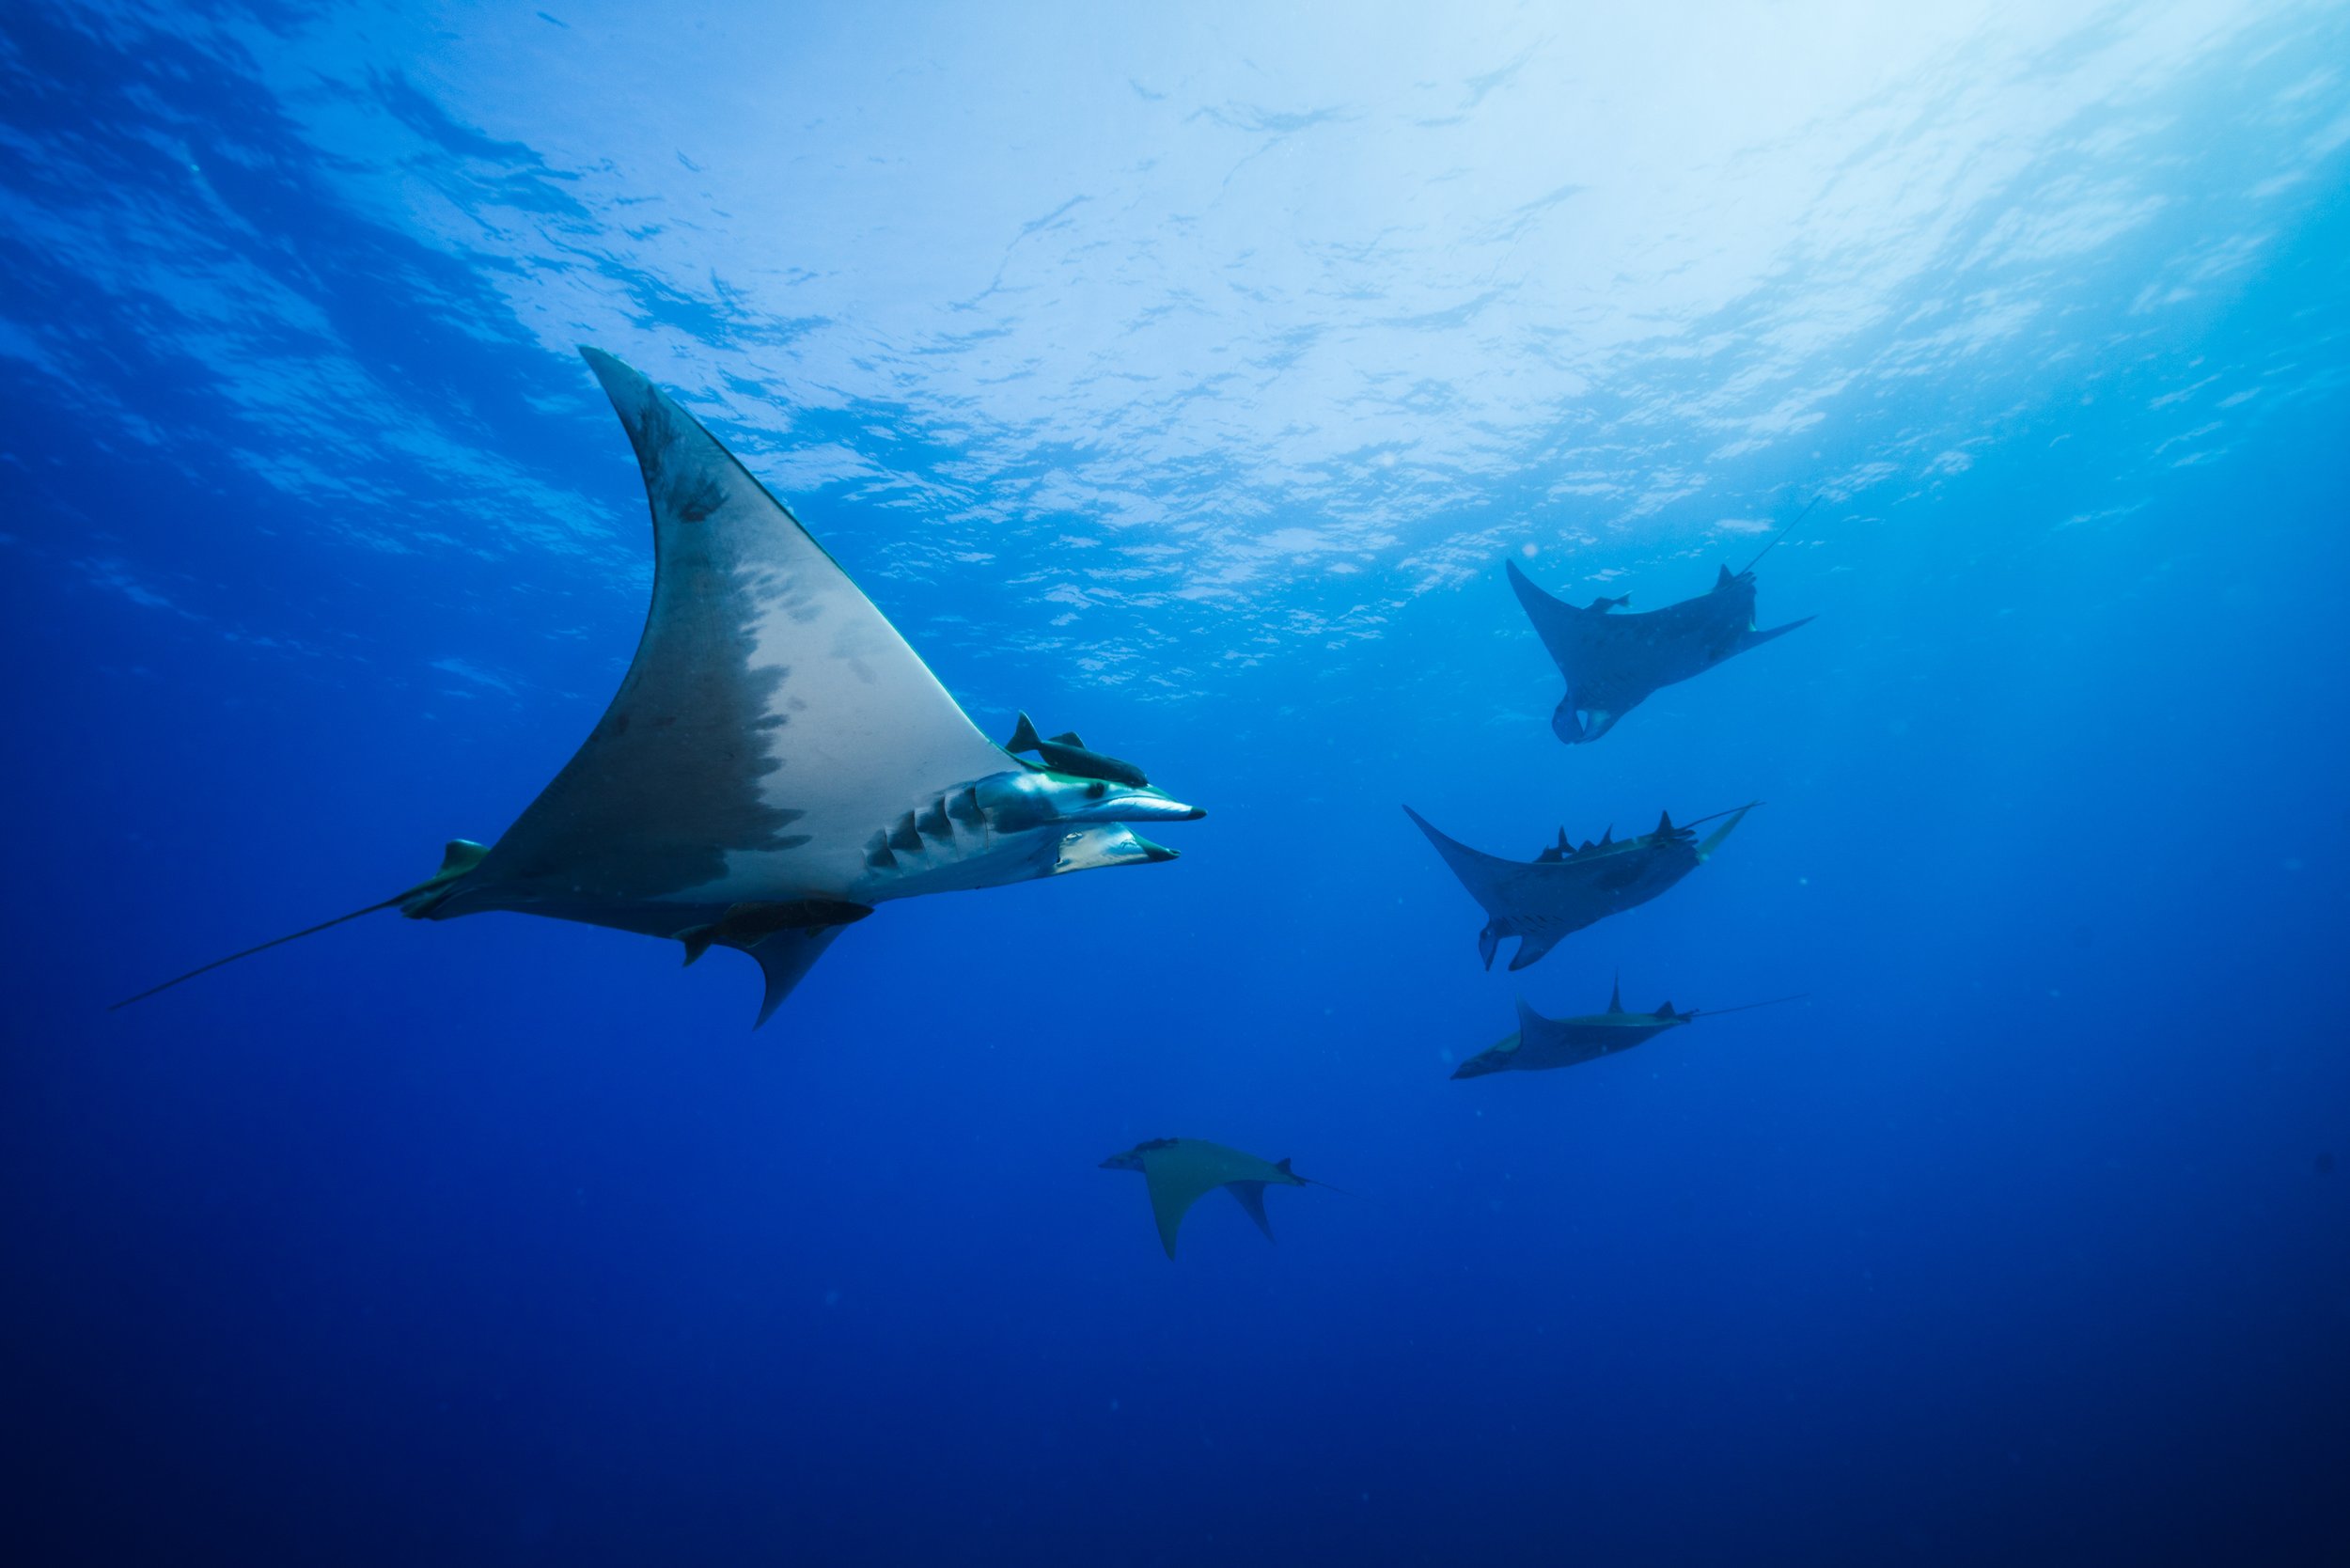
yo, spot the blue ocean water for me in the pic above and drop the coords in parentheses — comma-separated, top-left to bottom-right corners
(6, 3, 2350, 1562)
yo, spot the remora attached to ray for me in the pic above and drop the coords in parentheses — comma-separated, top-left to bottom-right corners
(1451, 976, 1804, 1078)
(1402, 803, 1754, 972)
(1100, 1138, 1319, 1260)
(115, 349, 1203, 1027)
(1508, 539, 1812, 745)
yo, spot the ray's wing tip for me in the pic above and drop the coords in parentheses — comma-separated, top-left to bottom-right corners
(1401, 803, 1449, 845)
(577, 344, 650, 399)
(1504, 556, 1562, 609)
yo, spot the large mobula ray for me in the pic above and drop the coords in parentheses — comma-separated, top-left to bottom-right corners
(1402, 803, 1753, 972)
(117, 349, 1203, 1027)
(1451, 976, 1803, 1078)
(1507, 519, 1814, 745)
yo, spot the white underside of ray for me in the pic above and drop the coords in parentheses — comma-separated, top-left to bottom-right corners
(464, 350, 1017, 915)
(112, 351, 1198, 1028)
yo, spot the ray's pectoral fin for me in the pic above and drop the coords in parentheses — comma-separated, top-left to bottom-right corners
(464, 349, 1013, 920)
(1738, 615, 1815, 654)
(1147, 1179, 1193, 1261)
(744, 925, 849, 1027)
(1142, 1162, 1230, 1261)
(1227, 1182, 1276, 1242)
(1696, 804, 1757, 862)
(1506, 932, 1562, 972)
(1506, 557, 1586, 668)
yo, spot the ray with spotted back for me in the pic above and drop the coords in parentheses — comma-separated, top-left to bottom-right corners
(115, 350, 1202, 1027)
(1099, 1138, 1324, 1259)
(1403, 803, 1754, 972)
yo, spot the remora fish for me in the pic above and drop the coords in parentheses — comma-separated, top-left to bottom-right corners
(1003, 713, 1149, 788)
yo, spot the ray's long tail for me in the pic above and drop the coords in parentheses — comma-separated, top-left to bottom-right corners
(109, 839, 485, 1011)
(1739, 495, 1822, 574)
(108, 895, 408, 1011)
(1698, 993, 1810, 1018)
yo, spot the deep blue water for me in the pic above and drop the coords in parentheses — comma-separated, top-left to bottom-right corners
(7, 5, 2350, 1563)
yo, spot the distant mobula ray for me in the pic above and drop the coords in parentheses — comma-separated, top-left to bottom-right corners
(1452, 976, 1805, 1078)
(1508, 504, 1816, 744)
(1403, 803, 1754, 972)
(1100, 1138, 1330, 1260)
(116, 349, 1203, 1027)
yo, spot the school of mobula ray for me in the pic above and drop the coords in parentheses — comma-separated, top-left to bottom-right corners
(116, 349, 1811, 1260)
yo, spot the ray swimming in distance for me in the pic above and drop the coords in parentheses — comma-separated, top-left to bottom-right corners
(1451, 976, 1806, 1079)
(114, 350, 1204, 1027)
(1100, 1138, 1328, 1260)
(1507, 505, 1816, 745)
(1403, 804, 1754, 972)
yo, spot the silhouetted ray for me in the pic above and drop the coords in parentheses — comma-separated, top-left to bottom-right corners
(1507, 541, 1811, 744)
(1403, 804, 1754, 971)
(1453, 976, 1804, 1078)
(1099, 1138, 1324, 1259)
